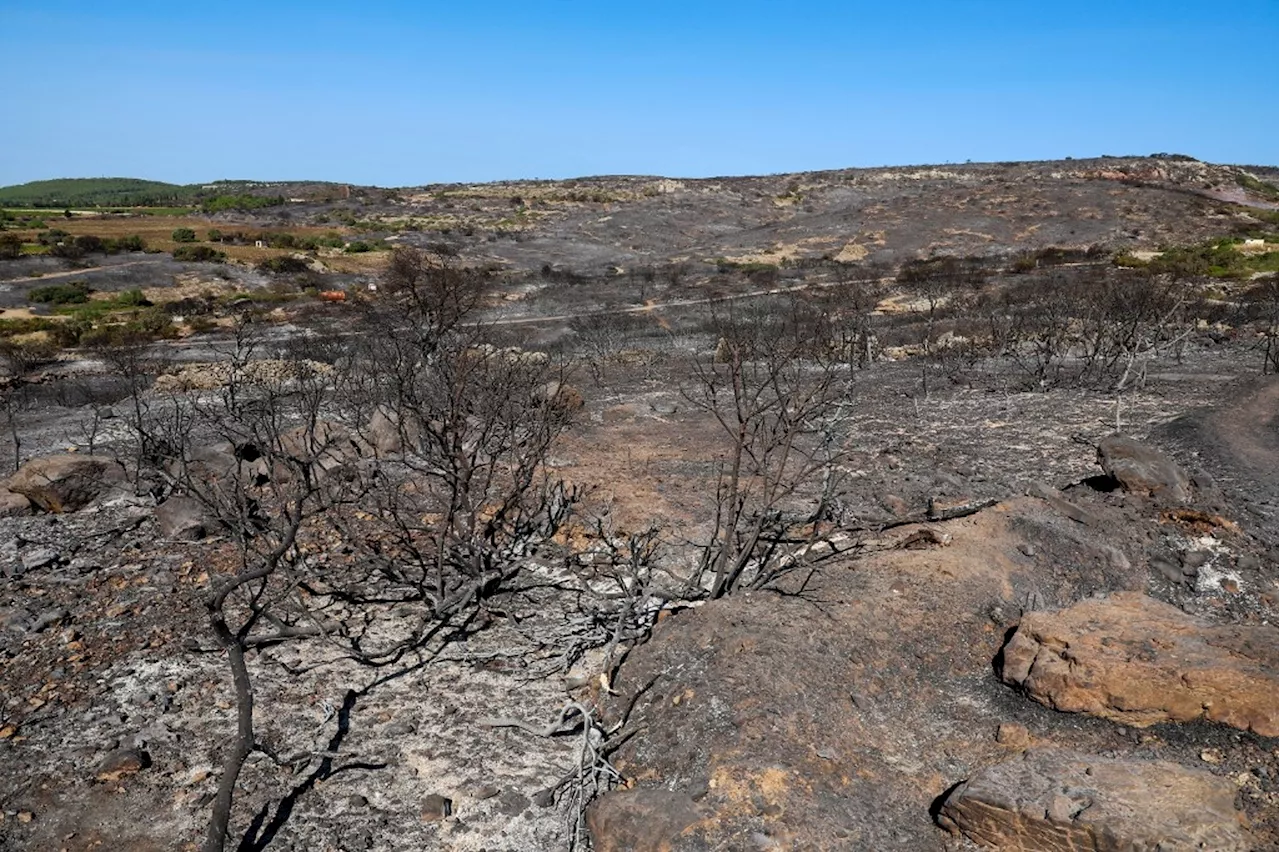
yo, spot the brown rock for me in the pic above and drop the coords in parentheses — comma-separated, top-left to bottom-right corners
(995, 722, 1031, 750)
(0, 489, 30, 517)
(1000, 592, 1278, 736)
(7, 454, 125, 512)
(95, 748, 150, 782)
(1097, 434, 1190, 502)
(880, 493, 911, 517)
(937, 749, 1248, 852)
(587, 789, 703, 852)
(420, 793, 453, 821)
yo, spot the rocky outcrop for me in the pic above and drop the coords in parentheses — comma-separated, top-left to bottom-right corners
(937, 749, 1249, 851)
(1000, 592, 1278, 736)
(153, 359, 333, 393)
(7, 454, 126, 513)
(1097, 434, 1191, 502)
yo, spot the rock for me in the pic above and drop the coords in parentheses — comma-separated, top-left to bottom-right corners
(995, 722, 1031, 750)
(278, 420, 367, 479)
(0, 490, 30, 517)
(880, 493, 910, 517)
(1096, 434, 1190, 502)
(1149, 553, 1186, 584)
(1025, 481, 1101, 526)
(538, 380, 584, 416)
(366, 407, 422, 456)
(896, 527, 951, 549)
(95, 748, 151, 782)
(937, 749, 1248, 852)
(468, 784, 500, 801)
(1181, 549, 1212, 570)
(494, 790, 529, 816)
(154, 497, 209, 540)
(30, 608, 69, 633)
(420, 793, 453, 821)
(21, 548, 60, 572)
(999, 592, 1278, 736)
(169, 442, 269, 488)
(7, 454, 126, 513)
(587, 789, 704, 852)
(384, 718, 416, 736)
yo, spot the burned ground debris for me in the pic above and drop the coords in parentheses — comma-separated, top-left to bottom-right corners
(0, 158, 1275, 851)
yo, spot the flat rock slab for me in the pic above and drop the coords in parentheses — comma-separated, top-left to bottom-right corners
(587, 789, 704, 852)
(938, 749, 1249, 851)
(1000, 591, 1278, 736)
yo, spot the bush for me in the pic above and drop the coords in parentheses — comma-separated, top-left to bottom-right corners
(109, 235, 145, 252)
(172, 245, 226, 263)
(29, 282, 91, 304)
(116, 288, 151, 307)
(74, 234, 105, 254)
(171, 227, 198, 243)
(48, 241, 85, 259)
(0, 234, 22, 260)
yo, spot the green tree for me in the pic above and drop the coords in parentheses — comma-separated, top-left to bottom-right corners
(171, 227, 198, 243)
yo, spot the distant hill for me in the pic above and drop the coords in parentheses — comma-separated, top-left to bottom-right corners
(0, 177, 205, 208)
(0, 177, 313, 209)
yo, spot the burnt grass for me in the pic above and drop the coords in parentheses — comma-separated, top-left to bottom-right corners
(0, 155, 1276, 851)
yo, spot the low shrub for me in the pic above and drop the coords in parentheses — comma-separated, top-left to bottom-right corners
(172, 244, 226, 263)
(29, 282, 91, 305)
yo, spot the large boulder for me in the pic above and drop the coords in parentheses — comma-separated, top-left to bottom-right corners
(7, 454, 126, 512)
(278, 421, 367, 476)
(937, 749, 1249, 851)
(166, 442, 268, 489)
(154, 497, 210, 540)
(1096, 433, 1191, 502)
(1000, 591, 1278, 736)
(365, 407, 423, 456)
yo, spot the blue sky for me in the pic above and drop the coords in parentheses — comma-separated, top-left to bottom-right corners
(2, 1, 1276, 186)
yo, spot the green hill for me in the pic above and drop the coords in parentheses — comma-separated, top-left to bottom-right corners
(0, 177, 206, 208)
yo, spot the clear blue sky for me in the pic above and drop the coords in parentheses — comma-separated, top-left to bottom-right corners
(2, 1, 1276, 186)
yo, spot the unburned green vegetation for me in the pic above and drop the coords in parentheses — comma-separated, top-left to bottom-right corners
(1116, 238, 1279, 279)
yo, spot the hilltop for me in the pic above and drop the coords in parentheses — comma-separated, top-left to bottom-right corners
(0, 178, 348, 210)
